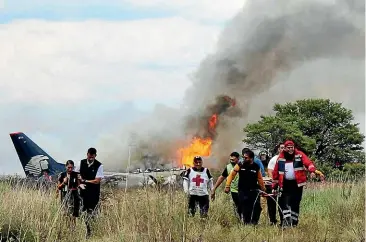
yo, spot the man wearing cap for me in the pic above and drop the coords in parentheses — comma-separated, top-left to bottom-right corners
(210, 152, 241, 218)
(183, 156, 214, 218)
(272, 140, 322, 227)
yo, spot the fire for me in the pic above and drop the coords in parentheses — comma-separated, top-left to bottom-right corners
(178, 137, 213, 168)
(209, 114, 217, 130)
(178, 113, 218, 168)
(177, 95, 236, 168)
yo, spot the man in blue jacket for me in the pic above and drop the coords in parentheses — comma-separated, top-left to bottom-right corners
(241, 148, 266, 177)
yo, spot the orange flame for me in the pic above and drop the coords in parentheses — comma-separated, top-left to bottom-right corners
(209, 114, 217, 130)
(177, 96, 236, 168)
(178, 137, 212, 168)
(178, 114, 218, 168)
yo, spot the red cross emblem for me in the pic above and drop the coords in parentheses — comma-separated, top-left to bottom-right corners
(192, 174, 204, 186)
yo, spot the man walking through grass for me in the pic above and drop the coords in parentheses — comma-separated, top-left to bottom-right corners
(225, 150, 265, 225)
(183, 156, 214, 218)
(75, 147, 104, 238)
(271, 140, 324, 228)
(242, 148, 266, 177)
(210, 151, 241, 219)
(264, 143, 286, 225)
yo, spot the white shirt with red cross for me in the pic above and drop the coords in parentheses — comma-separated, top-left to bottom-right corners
(183, 167, 213, 196)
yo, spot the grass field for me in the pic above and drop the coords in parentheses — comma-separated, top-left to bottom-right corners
(0, 179, 364, 242)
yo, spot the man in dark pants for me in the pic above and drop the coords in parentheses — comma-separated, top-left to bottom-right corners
(265, 143, 285, 225)
(75, 147, 104, 238)
(225, 150, 265, 225)
(211, 152, 241, 219)
(183, 156, 214, 218)
(272, 140, 323, 228)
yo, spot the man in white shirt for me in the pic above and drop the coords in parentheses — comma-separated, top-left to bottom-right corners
(265, 143, 285, 225)
(75, 147, 104, 238)
(267, 144, 285, 177)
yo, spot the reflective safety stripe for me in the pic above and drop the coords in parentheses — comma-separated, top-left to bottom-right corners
(294, 167, 304, 171)
(291, 211, 299, 216)
(279, 171, 284, 174)
(283, 214, 291, 218)
(291, 216, 298, 221)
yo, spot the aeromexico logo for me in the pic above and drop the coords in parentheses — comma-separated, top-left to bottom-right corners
(25, 155, 50, 176)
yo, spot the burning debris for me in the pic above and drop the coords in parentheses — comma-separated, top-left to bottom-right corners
(178, 95, 240, 167)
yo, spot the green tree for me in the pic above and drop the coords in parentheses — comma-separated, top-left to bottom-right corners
(243, 116, 316, 156)
(243, 99, 365, 164)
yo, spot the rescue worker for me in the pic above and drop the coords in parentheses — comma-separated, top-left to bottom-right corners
(242, 148, 266, 177)
(183, 156, 214, 218)
(57, 160, 81, 228)
(75, 147, 104, 238)
(210, 152, 241, 218)
(271, 140, 324, 227)
(225, 150, 265, 225)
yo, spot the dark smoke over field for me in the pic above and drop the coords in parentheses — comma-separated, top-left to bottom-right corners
(184, 95, 240, 140)
(183, 0, 364, 161)
(99, 0, 365, 170)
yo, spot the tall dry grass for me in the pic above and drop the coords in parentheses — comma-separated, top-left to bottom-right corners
(0, 178, 364, 242)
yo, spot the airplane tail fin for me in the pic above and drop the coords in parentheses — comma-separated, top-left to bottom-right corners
(9, 132, 65, 178)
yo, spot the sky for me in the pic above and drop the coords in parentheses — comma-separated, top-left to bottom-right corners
(0, 0, 246, 175)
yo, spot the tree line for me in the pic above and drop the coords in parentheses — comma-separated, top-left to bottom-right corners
(243, 98, 365, 179)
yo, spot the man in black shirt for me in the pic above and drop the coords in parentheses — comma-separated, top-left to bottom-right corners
(57, 160, 81, 228)
(75, 147, 104, 238)
(225, 150, 265, 225)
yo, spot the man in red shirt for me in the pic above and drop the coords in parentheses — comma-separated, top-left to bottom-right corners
(272, 140, 322, 228)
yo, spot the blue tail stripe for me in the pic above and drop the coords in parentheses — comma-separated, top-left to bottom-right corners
(10, 132, 65, 178)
